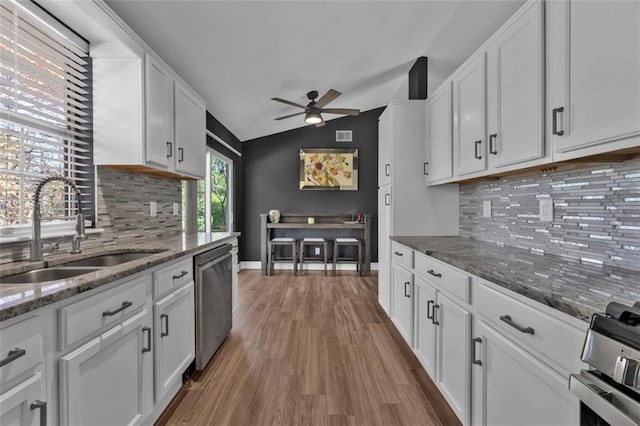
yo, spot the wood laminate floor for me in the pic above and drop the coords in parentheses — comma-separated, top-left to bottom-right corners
(157, 270, 461, 426)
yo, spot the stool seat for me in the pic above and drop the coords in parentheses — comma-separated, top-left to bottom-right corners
(335, 237, 359, 243)
(272, 237, 295, 242)
(302, 237, 326, 242)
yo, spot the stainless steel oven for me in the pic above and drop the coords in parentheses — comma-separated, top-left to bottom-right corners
(194, 244, 233, 370)
(569, 302, 640, 426)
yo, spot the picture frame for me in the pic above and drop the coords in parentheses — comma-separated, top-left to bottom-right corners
(299, 148, 358, 190)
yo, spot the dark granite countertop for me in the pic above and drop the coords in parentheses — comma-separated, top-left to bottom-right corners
(391, 236, 640, 322)
(0, 232, 239, 321)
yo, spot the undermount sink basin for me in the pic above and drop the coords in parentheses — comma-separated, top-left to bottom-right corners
(0, 267, 102, 284)
(60, 252, 157, 268)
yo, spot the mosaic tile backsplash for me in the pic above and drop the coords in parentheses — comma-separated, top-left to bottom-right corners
(460, 157, 640, 271)
(0, 167, 182, 264)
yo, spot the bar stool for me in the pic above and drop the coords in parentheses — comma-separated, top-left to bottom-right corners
(299, 238, 328, 275)
(268, 237, 298, 275)
(333, 238, 363, 275)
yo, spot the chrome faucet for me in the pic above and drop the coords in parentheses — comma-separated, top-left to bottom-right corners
(30, 175, 87, 262)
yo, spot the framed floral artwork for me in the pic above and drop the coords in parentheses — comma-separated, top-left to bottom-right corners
(299, 148, 358, 190)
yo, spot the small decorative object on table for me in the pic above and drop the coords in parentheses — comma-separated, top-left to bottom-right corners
(268, 209, 281, 223)
(308, 217, 315, 224)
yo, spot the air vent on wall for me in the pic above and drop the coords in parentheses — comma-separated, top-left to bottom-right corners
(336, 130, 353, 142)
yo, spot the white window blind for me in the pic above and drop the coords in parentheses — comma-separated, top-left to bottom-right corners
(0, 0, 93, 227)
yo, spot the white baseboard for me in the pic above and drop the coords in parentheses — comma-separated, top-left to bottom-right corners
(239, 261, 378, 271)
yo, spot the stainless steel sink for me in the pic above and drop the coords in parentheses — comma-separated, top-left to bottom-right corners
(60, 252, 156, 267)
(0, 267, 102, 284)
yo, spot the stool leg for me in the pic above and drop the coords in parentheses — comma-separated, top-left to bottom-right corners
(358, 243, 363, 276)
(333, 242, 338, 275)
(324, 242, 328, 276)
(299, 241, 304, 276)
(292, 242, 297, 276)
(267, 241, 272, 276)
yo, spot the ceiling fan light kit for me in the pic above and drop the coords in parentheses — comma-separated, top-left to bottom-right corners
(271, 89, 360, 127)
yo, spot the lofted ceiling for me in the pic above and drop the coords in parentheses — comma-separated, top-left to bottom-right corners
(104, 0, 524, 142)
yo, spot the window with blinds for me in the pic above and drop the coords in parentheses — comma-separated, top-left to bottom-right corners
(0, 0, 93, 228)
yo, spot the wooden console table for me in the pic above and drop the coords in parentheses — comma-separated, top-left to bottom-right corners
(260, 213, 372, 276)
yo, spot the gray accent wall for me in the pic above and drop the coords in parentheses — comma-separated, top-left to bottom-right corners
(240, 107, 384, 262)
(460, 158, 640, 271)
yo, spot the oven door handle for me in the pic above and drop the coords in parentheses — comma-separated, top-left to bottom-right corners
(569, 372, 640, 426)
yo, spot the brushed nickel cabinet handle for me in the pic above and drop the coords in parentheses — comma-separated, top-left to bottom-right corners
(0, 347, 26, 367)
(500, 315, 535, 335)
(102, 300, 132, 317)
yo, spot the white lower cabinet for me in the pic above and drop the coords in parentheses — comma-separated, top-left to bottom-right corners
(436, 292, 471, 424)
(472, 320, 578, 426)
(413, 276, 471, 425)
(0, 372, 46, 426)
(391, 263, 413, 346)
(154, 281, 195, 402)
(59, 309, 153, 426)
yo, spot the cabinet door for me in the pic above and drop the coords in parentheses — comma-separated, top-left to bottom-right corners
(413, 277, 438, 378)
(425, 83, 453, 183)
(174, 83, 206, 178)
(377, 187, 392, 314)
(391, 263, 413, 346)
(472, 320, 578, 426)
(145, 54, 173, 169)
(378, 114, 392, 186)
(453, 53, 487, 176)
(487, 0, 544, 168)
(549, 1, 640, 154)
(154, 281, 195, 402)
(0, 372, 45, 426)
(436, 292, 471, 425)
(59, 309, 153, 426)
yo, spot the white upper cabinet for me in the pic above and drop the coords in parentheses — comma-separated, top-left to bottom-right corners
(453, 53, 487, 176)
(425, 82, 453, 184)
(378, 114, 392, 187)
(487, 0, 544, 168)
(548, 0, 640, 159)
(145, 55, 174, 170)
(174, 82, 207, 178)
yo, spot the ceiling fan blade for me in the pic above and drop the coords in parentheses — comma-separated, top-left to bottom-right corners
(271, 97, 306, 109)
(320, 108, 360, 116)
(315, 119, 326, 128)
(274, 111, 305, 120)
(314, 89, 341, 109)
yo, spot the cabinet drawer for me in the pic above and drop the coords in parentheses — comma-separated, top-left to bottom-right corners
(415, 252, 470, 304)
(60, 275, 149, 349)
(476, 282, 586, 373)
(391, 242, 413, 269)
(153, 257, 193, 298)
(0, 316, 43, 387)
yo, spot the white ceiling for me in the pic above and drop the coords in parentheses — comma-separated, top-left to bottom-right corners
(104, 0, 524, 141)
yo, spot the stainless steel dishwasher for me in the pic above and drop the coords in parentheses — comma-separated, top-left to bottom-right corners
(194, 244, 233, 370)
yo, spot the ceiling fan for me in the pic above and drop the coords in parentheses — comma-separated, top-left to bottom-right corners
(271, 89, 360, 127)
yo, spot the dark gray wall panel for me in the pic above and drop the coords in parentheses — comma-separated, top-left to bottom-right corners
(240, 107, 384, 261)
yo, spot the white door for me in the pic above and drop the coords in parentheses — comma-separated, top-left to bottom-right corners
(413, 277, 438, 378)
(436, 292, 471, 425)
(378, 114, 392, 186)
(174, 83, 206, 178)
(154, 282, 195, 402)
(391, 263, 413, 346)
(59, 309, 153, 426)
(472, 320, 578, 426)
(549, 0, 640, 154)
(145, 54, 173, 169)
(487, 0, 544, 168)
(426, 82, 453, 183)
(0, 373, 45, 426)
(377, 186, 392, 314)
(453, 53, 487, 176)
